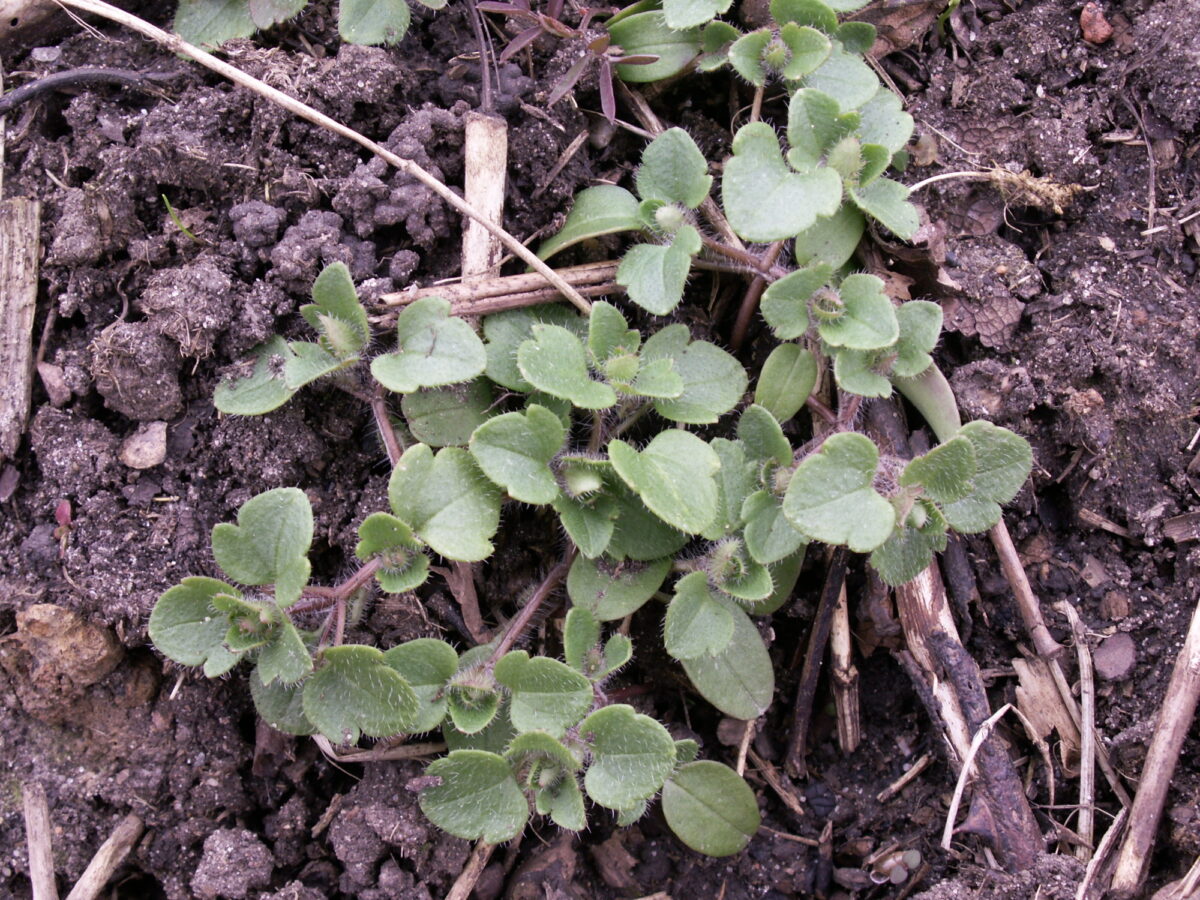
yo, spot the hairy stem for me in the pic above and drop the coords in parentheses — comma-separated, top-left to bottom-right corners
(488, 550, 576, 665)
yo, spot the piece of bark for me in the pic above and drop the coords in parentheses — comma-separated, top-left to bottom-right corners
(64, 814, 143, 900)
(0, 198, 40, 464)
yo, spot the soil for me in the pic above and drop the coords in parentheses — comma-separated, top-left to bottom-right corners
(1, 0, 1198, 897)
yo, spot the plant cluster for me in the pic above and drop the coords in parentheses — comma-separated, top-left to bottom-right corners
(174, 0, 424, 47)
(151, 0, 1034, 858)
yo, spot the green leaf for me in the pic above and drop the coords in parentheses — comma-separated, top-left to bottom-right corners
(792, 203, 865, 269)
(610, 431, 720, 534)
(484, 304, 584, 392)
(149, 577, 239, 668)
(832, 347, 892, 397)
(737, 404, 792, 467)
(723, 122, 842, 242)
(388, 444, 501, 562)
(606, 479, 690, 561)
(214, 336, 297, 415)
(617, 226, 701, 316)
(698, 20, 739, 70)
(581, 705, 677, 809)
(301, 262, 370, 359)
(383, 638, 459, 733)
(849, 177, 919, 239)
(601, 634, 634, 678)
(837, 20, 877, 54)
(802, 43, 879, 111)
(554, 493, 618, 559)
(518, 324, 617, 410)
(588, 301, 639, 364)
(211, 488, 313, 606)
(446, 658, 502, 735)
(786, 88, 860, 172)
(755, 344, 817, 424)
(641, 325, 748, 424)
(939, 422, 1033, 533)
(710, 541, 774, 601)
(680, 594, 774, 718)
(443, 688, 514, 751)
(174, 0, 255, 46)
(858, 143, 892, 186)
(494, 651, 594, 737)
(469, 405, 565, 505)
(402, 379, 494, 447)
(663, 761, 761, 857)
(339, 0, 411, 44)
(869, 500, 948, 586)
(817, 273, 899, 350)
(784, 432, 895, 552)
(250, 668, 316, 735)
(630, 358, 685, 399)
(609, 12, 701, 82)
(302, 645, 419, 743)
(771, 0, 838, 33)
(728, 29, 773, 85)
(637, 128, 713, 208)
(537, 774, 587, 831)
(248, 0, 307, 28)
(665, 571, 735, 660)
(704, 438, 756, 540)
(662, 0, 732, 29)
(742, 491, 807, 565)
(745, 546, 806, 615)
(892, 301, 943, 378)
(506, 730, 581, 773)
(779, 23, 832, 80)
(567, 554, 671, 621)
(371, 296, 487, 394)
(538, 185, 643, 260)
(857, 88, 914, 156)
(901, 436, 976, 505)
(420, 751, 529, 842)
(282, 341, 345, 391)
(256, 619, 312, 685)
(563, 606, 601, 675)
(355, 512, 429, 593)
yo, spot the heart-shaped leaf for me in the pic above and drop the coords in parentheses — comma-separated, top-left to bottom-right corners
(388, 444, 501, 562)
(484, 305, 584, 392)
(567, 554, 672, 621)
(580, 705, 676, 809)
(617, 226, 702, 316)
(588, 301, 639, 364)
(372, 296, 487, 394)
(469, 405, 565, 505)
(723, 122, 842, 242)
(250, 668, 316, 735)
(402, 379, 494, 448)
(784, 432, 895, 551)
(553, 492, 618, 559)
(939, 422, 1032, 533)
(282, 341, 345, 391)
(355, 512, 430, 593)
(211, 488, 313, 606)
(420, 751, 529, 842)
(779, 23, 833, 80)
(302, 645, 419, 743)
(738, 404, 793, 467)
(786, 88, 860, 172)
(704, 438, 756, 540)
(832, 347, 892, 397)
(256, 619, 312, 685)
(857, 88, 914, 156)
(665, 571, 735, 660)
(174, 0, 255, 46)
(606, 479, 691, 561)
(817, 273, 899, 350)
(149, 577, 240, 669)
(760, 263, 832, 340)
(641, 324, 748, 424)
(494, 650, 595, 737)
(728, 29, 773, 85)
(637, 127, 714, 208)
(802, 43, 879, 111)
(518, 324, 617, 410)
(901, 436, 976, 505)
(536, 774, 587, 831)
(610, 431, 720, 534)
(214, 336, 297, 416)
(301, 262, 370, 359)
(849, 177, 919, 239)
(742, 490, 807, 564)
(793, 203, 865, 269)
(663, 762, 761, 857)
(892, 300, 943, 378)
(771, 0, 837, 33)
(662, 0, 732, 29)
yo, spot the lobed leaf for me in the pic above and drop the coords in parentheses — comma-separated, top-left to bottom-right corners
(609, 431, 720, 534)
(939, 422, 1033, 533)
(580, 705, 677, 810)
(402, 379, 494, 447)
(802, 43, 879, 111)
(869, 500, 948, 586)
(420, 751, 529, 842)
(469, 405, 565, 505)
(302, 645, 419, 743)
(211, 487, 313, 607)
(256, 619, 312, 685)
(641, 324, 748, 424)
(817, 273, 899, 350)
(761, 262, 833, 340)
(301, 262, 370, 358)
(149, 576, 240, 669)
(494, 650, 594, 737)
(617, 226, 702, 316)
(383, 638, 460, 733)
(849, 177, 920, 239)
(892, 300, 943, 378)
(901, 436, 976, 505)
(371, 296, 487, 394)
(484, 304, 584, 392)
(250, 668, 316, 735)
(784, 432, 895, 551)
(737, 404, 793, 468)
(742, 491, 807, 565)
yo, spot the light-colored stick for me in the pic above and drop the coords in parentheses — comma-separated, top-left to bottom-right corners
(65, 814, 143, 900)
(1058, 603, 1096, 862)
(461, 111, 508, 279)
(446, 841, 496, 900)
(379, 260, 620, 308)
(876, 751, 934, 803)
(1110, 596, 1200, 896)
(23, 781, 58, 900)
(0, 197, 40, 465)
(990, 521, 1064, 659)
(830, 582, 861, 754)
(53, 0, 592, 314)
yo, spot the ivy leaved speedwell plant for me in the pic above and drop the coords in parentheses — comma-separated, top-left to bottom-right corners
(148, 0, 1033, 859)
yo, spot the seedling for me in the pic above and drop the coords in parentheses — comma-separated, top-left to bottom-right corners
(150, 0, 1033, 860)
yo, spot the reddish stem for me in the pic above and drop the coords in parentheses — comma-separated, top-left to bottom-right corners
(487, 550, 576, 666)
(731, 240, 785, 351)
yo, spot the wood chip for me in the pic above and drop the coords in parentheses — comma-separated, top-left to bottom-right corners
(0, 199, 40, 464)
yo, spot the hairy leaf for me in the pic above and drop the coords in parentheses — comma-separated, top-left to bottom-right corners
(817, 273, 899, 350)
(618, 226, 702, 316)
(663, 762, 761, 857)
(580, 705, 676, 809)
(567, 554, 671, 621)
(372, 296, 487, 394)
(420, 751, 528, 842)
(469, 405, 565, 504)
(641, 324, 748, 424)
(339, 0, 411, 45)
(383, 638, 460, 733)
(755, 343, 817, 424)
(388, 444, 501, 561)
(302, 645, 418, 743)
(149, 577, 240, 669)
(680, 594, 774, 718)
(637, 128, 713, 208)
(610, 431, 720, 534)
(665, 571, 735, 660)
(518, 324, 617, 410)
(495, 650, 594, 736)
(211, 488, 313, 606)
(784, 432, 895, 551)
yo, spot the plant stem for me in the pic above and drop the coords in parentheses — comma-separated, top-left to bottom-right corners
(488, 550, 575, 665)
(730, 240, 785, 351)
(372, 386, 404, 466)
(57, 0, 593, 314)
(700, 235, 789, 281)
(289, 557, 383, 617)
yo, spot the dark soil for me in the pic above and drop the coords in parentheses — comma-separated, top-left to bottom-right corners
(2, 0, 1199, 897)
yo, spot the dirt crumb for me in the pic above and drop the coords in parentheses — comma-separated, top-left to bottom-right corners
(89, 321, 184, 421)
(191, 828, 275, 899)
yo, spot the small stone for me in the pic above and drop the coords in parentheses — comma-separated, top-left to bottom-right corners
(191, 828, 274, 899)
(120, 421, 168, 469)
(1093, 632, 1136, 681)
(1101, 590, 1130, 620)
(36, 362, 72, 407)
(1080, 2, 1114, 43)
